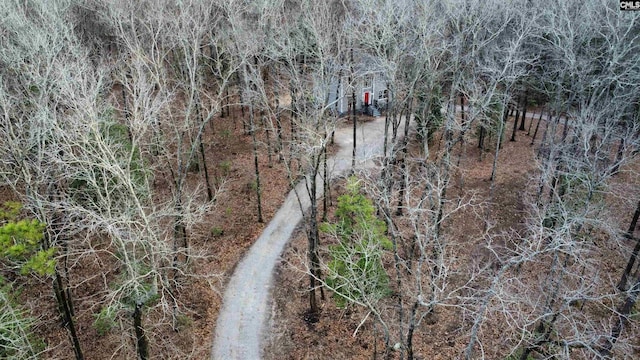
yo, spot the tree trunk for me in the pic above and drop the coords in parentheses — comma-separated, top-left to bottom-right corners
(195, 96, 213, 202)
(519, 312, 560, 360)
(220, 85, 226, 120)
(478, 125, 485, 150)
(392, 105, 405, 146)
(383, 111, 390, 157)
(198, 135, 212, 201)
(455, 94, 469, 185)
(322, 142, 328, 222)
(224, 86, 230, 120)
(601, 271, 640, 357)
(406, 300, 420, 360)
(526, 104, 536, 135)
(172, 196, 188, 271)
(220, 83, 228, 120)
(238, 72, 248, 134)
(530, 108, 544, 145)
(460, 92, 465, 126)
(133, 302, 149, 360)
(352, 90, 357, 170)
(261, 110, 273, 168)
(351, 48, 357, 171)
(373, 322, 378, 359)
(383, 83, 391, 156)
(274, 90, 284, 163)
(519, 95, 528, 131)
(519, 253, 567, 360)
(510, 105, 519, 142)
(290, 82, 299, 172)
(396, 156, 406, 216)
(385, 210, 405, 358)
(548, 162, 566, 201)
(617, 200, 640, 291)
(250, 106, 264, 223)
(478, 124, 486, 162)
(307, 171, 320, 319)
(536, 110, 558, 159)
(498, 109, 507, 150)
(490, 106, 508, 183)
(611, 137, 625, 175)
(434, 106, 455, 241)
(54, 270, 84, 360)
(485, 105, 508, 232)
(46, 187, 84, 360)
(335, 68, 343, 116)
(561, 112, 570, 143)
(396, 104, 412, 215)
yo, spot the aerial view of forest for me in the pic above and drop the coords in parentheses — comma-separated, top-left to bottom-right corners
(1, 0, 639, 359)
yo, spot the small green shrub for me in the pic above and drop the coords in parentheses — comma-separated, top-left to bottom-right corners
(0, 202, 54, 276)
(322, 177, 391, 308)
(93, 306, 117, 336)
(219, 160, 232, 175)
(175, 314, 192, 330)
(0, 201, 21, 220)
(505, 348, 535, 360)
(211, 226, 224, 237)
(28, 84, 40, 95)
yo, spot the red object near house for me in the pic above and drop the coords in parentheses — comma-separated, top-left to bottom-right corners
(364, 92, 370, 105)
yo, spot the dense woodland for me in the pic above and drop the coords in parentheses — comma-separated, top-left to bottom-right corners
(1, 0, 640, 359)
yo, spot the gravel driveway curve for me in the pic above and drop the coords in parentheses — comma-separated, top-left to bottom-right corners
(212, 116, 388, 359)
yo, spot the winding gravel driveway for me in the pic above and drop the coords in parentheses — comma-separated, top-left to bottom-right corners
(212, 116, 388, 359)
(211, 106, 555, 359)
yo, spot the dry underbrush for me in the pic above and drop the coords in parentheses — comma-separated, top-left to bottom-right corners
(265, 115, 640, 359)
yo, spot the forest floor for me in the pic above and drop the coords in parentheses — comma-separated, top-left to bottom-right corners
(1, 108, 298, 359)
(262, 112, 640, 359)
(2, 106, 639, 359)
(0, 106, 388, 359)
(262, 117, 537, 360)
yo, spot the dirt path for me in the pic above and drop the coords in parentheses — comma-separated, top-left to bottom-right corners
(212, 117, 388, 360)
